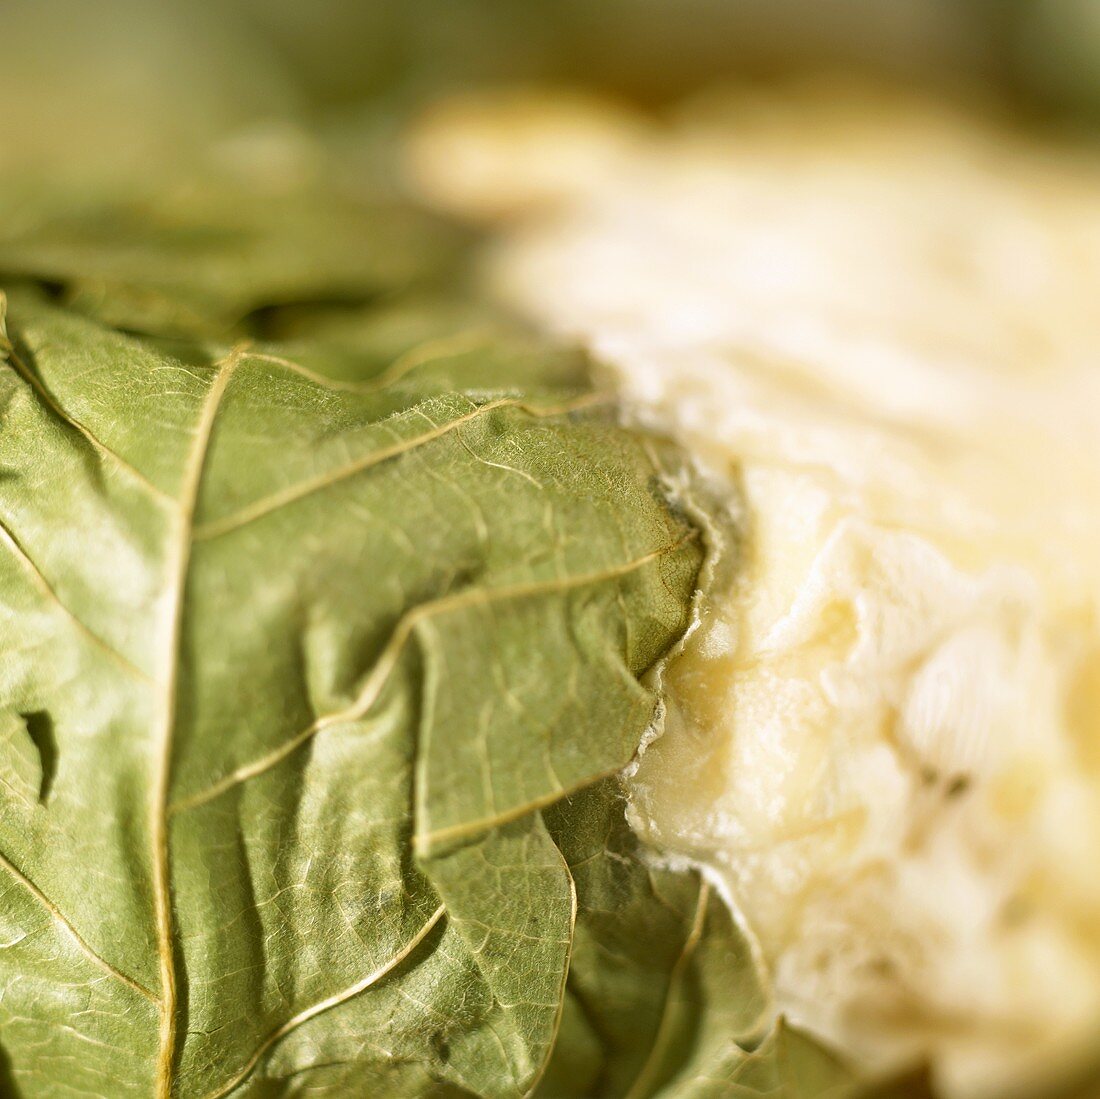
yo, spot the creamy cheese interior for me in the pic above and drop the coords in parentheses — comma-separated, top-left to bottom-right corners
(408, 86, 1100, 1097)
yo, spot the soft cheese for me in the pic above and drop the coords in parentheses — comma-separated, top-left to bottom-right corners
(409, 85, 1100, 1097)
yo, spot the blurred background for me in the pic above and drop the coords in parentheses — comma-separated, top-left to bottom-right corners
(6, 0, 1100, 346)
(6, 0, 1100, 184)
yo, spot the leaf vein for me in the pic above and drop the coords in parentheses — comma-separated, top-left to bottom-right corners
(0, 848, 158, 1003)
(202, 905, 445, 1099)
(0, 295, 175, 506)
(244, 326, 498, 394)
(191, 392, 604, 542)
(151, 345, 247, 1098)
(0, 516, 150, 680)
(621, 878, 711, 1099)
(169, 538, 689, 816)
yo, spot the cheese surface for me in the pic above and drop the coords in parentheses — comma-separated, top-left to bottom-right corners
(408, 86, 1100, 1097)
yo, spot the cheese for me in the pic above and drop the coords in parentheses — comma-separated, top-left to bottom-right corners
(408, 84, 1100, 1097)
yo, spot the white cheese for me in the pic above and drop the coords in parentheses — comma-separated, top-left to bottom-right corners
(408, 85, 1100, 1097)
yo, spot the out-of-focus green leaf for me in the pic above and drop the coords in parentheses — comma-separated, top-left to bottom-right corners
(538, 782, 764, 1098)
(658, 1018, 855, 1099)
(0, 170, 468, 339)
(615, 873, 852, 1099)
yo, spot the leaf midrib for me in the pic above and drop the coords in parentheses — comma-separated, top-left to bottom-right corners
(151, 346, 244, 1099)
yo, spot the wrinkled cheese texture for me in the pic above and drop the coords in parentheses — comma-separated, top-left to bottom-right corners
(408, 86, 1100, 1097)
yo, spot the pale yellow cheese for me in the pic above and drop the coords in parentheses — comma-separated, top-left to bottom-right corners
(408, 85, 1100, 1097)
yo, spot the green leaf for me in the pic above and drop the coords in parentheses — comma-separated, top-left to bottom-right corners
(658, 1018, 855, 1099)
(0, 172, 468, 339)
(0, 285, 716, 1097)
(539, 781, 767, 1099)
